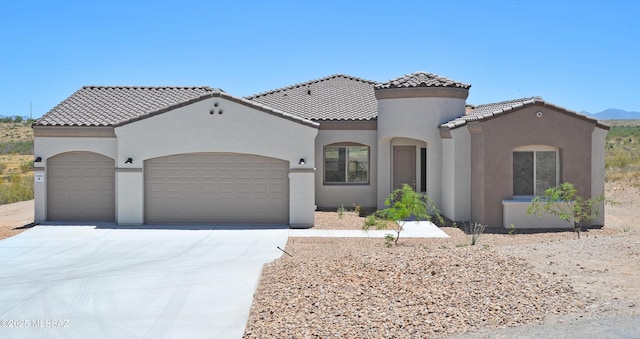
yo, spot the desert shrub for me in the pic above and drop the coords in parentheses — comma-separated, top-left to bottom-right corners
(20, 160, 33, 173)
(605, 124, 640, 185)
(0, 141, 34, 155)
(527, 182, 605, 239)
(0, 173, 34, 204)
(363, 184, 443, 246)
(0, 162, 5, 174)
(465, 221, 487, 245)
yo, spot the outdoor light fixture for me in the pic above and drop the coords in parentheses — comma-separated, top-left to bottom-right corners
(298, 158, 306, 165)
(34, 157, 42, 163)
(125, 158, 133, 164)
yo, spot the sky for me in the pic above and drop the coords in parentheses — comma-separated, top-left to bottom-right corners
(1, 0, 638, 118)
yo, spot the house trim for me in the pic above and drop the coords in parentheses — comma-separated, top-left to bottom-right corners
(115, 168, 143, 173)
(317, 120, 377, 130)
(33, 126, 116, 138)
(375, 87, 469, 100)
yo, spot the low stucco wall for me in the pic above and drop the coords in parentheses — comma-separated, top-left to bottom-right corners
(503, 199, 569, 229)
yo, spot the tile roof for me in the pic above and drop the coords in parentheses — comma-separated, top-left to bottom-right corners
(440, 96, 544, 128)
(245, 74, 378, 121)
(35, 86, 216, 126)
(440, 96, 608, 129)
(375, 71, 471, 90)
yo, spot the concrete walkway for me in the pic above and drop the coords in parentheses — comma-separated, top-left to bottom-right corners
(0, 224, 288, 339)
(289, 221, 450, 238)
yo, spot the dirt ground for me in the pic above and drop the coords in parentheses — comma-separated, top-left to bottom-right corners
(0, 199, 34, 238)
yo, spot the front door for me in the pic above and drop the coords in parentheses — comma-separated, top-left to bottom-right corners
(393, 146, 416, 190)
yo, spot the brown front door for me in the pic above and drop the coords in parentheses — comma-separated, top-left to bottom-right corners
(393, 146, 416, 190)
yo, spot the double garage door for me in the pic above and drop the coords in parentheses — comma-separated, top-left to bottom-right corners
(47, 152, 289, 224)
(144, 153, 289, 224)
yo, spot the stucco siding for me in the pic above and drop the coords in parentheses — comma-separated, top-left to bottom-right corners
(443, 127, 471, 221)
(591, 127, 608, 225)
(314, 129, 378, 209)
(113, 97, 318, 226)
(35, 96, 318, 226)
(114, 98, 317, 167)
(470, 105, 597, 227)
(377, 97, 466, 209)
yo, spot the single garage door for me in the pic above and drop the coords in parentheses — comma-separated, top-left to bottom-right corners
(47, 151, 115, 221)
(144, 153, 289, 224)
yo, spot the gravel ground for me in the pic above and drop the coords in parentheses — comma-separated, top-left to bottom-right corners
(244, 183, 640, 338)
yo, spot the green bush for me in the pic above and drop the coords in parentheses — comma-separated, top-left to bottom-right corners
(0, 173, 34, 204)
(527, 182, 605, 239)
(363, 184, 443, 246)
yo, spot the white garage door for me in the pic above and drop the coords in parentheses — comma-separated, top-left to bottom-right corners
(47, 152, 115, 221)
(144, 153, 289, 224)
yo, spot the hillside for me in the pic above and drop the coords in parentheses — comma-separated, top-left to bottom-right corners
(583, 109, 640, 120)
(0, 122, 34, 204)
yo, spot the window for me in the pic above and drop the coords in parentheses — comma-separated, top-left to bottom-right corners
(513, 146, 558, 196)
(324, 145, 369, 184)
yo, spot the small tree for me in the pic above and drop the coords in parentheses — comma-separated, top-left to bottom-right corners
(527, 182, 605, 239)
(363, 184, 443, 246)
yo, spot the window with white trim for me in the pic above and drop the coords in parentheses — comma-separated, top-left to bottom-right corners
(513, 145, 559, 196)
(324, 145, 369, 184)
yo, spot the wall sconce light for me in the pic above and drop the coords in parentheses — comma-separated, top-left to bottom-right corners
(34, 156, 42, 163)
(125, 158, 133, 164)
(298, 158, 306, 165)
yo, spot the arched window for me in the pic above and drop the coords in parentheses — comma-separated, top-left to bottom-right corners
(324, 143, 369, 184)
(513, 145, 559, 196)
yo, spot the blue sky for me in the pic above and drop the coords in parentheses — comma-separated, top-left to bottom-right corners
(1, 0, 638, 118)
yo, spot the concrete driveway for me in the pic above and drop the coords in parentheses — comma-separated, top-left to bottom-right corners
(0, 224, 288, 339)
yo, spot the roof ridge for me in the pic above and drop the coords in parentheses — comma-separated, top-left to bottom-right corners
(81, 85, 216, 90)
(376, 71, 471, 89)
(473, 96, 543, 108)
(245, 74, 377, 99)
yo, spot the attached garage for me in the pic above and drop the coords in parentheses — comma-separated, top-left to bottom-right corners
(34, 88, 318, 226)
(47, 151, 116, 221)
(144, 153, 289, 224)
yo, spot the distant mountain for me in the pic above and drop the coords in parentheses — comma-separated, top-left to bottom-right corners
(582, 109, 640, 120)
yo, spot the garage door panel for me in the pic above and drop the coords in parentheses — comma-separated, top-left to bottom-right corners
(47, 152, 115, 221)
(145, 153, 289, 224)
(270, 182, 286, 194)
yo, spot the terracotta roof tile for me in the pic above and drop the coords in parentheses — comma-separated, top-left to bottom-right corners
(375, 71, 471, 90)
(245, 74, 378, 121)
(35, 86, 216, 126)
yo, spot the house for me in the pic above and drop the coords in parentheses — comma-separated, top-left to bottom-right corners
(33, 72, 609, 228)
